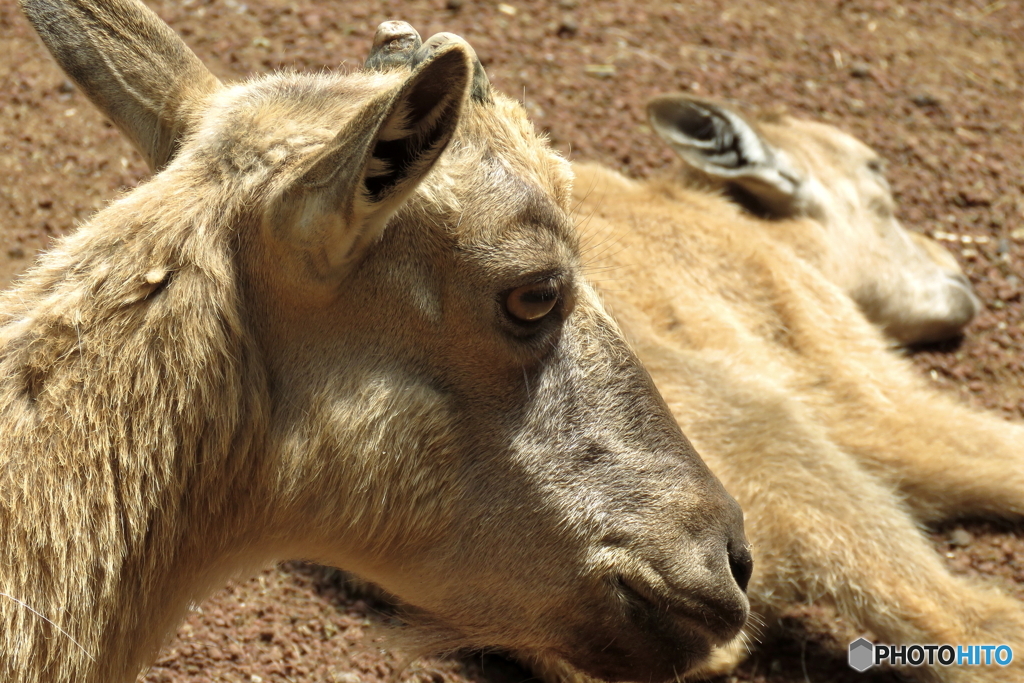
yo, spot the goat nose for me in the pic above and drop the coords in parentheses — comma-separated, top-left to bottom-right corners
(698, 538, 751, 633)
(728, 538, 753, 593)
(946, 273, 980, 327)
(716, 488, 752, 594)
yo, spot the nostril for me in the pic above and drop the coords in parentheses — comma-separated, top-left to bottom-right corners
(727, 540, 753, 593)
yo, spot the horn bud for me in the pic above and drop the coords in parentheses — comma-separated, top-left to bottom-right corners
(365, 21, 423, 72)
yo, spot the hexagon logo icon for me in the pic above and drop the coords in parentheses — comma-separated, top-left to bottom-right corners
(849, 638, 875, 672)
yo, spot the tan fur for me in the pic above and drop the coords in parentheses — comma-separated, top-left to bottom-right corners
(564, 114, 1024, 681)
(3, 5, 753, 683)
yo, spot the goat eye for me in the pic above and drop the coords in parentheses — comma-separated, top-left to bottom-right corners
(506, 281, 560, 323)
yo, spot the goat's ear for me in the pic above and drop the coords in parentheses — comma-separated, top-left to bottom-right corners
(283, 39, 472, 272)
(648, 95, 806, 216)
(21, 0, 221, 172)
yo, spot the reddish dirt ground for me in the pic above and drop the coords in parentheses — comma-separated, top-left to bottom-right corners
(1, 1, 1022, 682)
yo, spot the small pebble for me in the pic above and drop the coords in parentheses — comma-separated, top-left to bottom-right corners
(332, 673, 362, 683)
(950, 528, 973, 547)
(911, 92, 941, 107)
(584, 64, 616, 77)
(849, 62, 871, 78)
(557, 16, 579, 36)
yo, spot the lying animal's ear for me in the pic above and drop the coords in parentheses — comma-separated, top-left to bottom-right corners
(280, 37, 472, 273)
(648, 95, 805, 216)
(21, 0, 222, 172)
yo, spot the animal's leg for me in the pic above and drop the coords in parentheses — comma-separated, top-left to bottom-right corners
(642, 348, 1024, 683)
(728, 458, 1024, 683)
(762, 255, 1024, 524)
(817, 385, 1024, 523)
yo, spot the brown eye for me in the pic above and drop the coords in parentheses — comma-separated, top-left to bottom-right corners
(506, 280, 560, 323)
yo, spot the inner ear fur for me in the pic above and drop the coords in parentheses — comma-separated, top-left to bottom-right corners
(647, 95, 806, 217)
(290, 42, 473, 270)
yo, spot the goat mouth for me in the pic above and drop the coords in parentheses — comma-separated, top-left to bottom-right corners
(527, 576, 730, 683)
(557, 609, 712, 683)
(613, 573, 747, 645)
